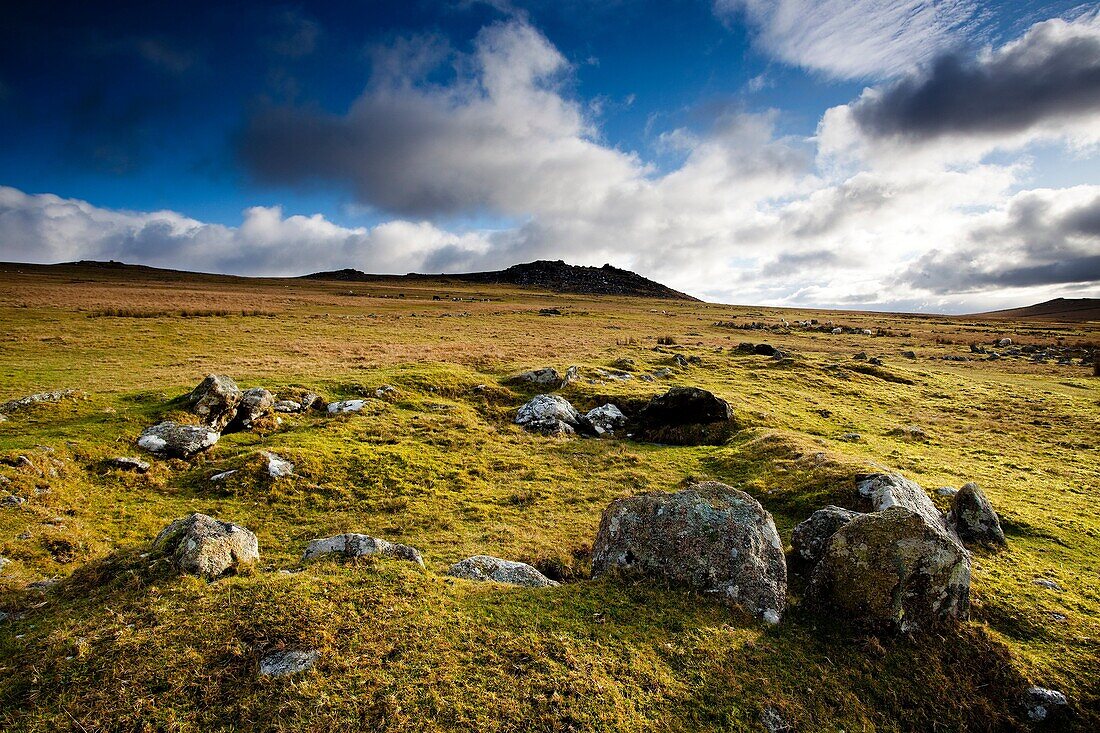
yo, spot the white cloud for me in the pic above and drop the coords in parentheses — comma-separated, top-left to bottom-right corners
(714, 0, 978, 79)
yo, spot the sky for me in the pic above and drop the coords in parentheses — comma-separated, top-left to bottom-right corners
(0, 0, 1098, 312)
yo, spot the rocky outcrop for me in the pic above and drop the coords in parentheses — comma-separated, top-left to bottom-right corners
(592, 482, 786, 624)
(790, 505, 861, 564)
(946, 482, 1006, 547)
(447, 555, 558, 587)
(630, 387, 736, 445)
(515, 394, 582, 436)
(302, 533, 424, 567)
(153, 513, 259, 579)
(584, 404, 626, 436)
(188, 375, 241, 430)
(805, 506, 970, 631)
(138, 422, 219, 458)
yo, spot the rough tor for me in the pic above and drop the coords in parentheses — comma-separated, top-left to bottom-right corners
(592, 482, 787, 624)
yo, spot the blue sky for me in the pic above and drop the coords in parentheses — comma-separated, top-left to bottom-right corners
(0, 0, 1098, 311)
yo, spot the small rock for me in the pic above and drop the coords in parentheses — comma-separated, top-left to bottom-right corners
(298, 393, 325, 411)
(1021, 686, 1068, 722)
(153, 513, 259, 579)
(261, 452, 294, 478)
(790, 505, 861, 564)
(302, 533, 424, 566)
(831, 327, 843, 334)
(853, 352, 868, 361)
(888, 425, 927, 441)
(611, 358, 636, 371)
(753, 344, 777, 356)
(947, 482, 1006, 547)
(673, 354, 690, 368)
(229, 387, 275, 431)
(562, 365, 580, 386)
(0, 389, 78, 414)
(375, 385, 398, 400)
(1032, 578, 1063, 591)
(28, 577, 58, 591)
(188, 375, 241, 430)
(260, 650, 319, 678)
(515, 394, 582, 436)
(138, 421, 219, 458)
(997, 338, 1013, 347)
(0, 556, 10, 572)
(327, 399, 367, 414)
(274, 400, 302, 413)
(838, 432, 861, 442)
(868, 357, 884, 366)
(447, 555, 558, 587)
(107, 456, 150, 473)
(2, 494, 26, 507)
(210, 469, 238, 482)
(650, 367, 674, 379)
(510, 367, 564, 387)
(901, 350, 917, 359)
(584, 404, 626, 436)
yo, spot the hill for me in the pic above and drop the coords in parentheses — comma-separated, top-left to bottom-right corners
(304, 259, 700, 301)
(976, 297, 1100, 321)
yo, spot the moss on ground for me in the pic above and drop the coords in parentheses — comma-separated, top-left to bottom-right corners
(0, 265, 1096, 731)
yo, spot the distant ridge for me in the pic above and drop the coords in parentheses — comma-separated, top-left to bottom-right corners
(975, 297, 1100, 322)
(304, 259, 700, 301)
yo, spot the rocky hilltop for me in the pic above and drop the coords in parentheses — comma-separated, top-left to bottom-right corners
(305, 259, 700, 301)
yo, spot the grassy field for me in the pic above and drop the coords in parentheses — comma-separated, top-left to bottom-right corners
(0, 263, 1097, 732)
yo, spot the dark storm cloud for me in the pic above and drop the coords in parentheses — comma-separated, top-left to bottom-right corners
(902, 193, 1100, 293)
(852, 16, 1100, 140)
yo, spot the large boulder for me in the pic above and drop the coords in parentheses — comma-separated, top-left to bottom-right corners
(630, 387, 736, 445)
(947, 482, 1006, 547)
(592, 482, 786, 624)
(188, 375, 241, 430)
(228, 387, 275, 431)
(584, 404, 626, 436)
(856, 473, 947, 533)
(447, 555, 558, 587)
(138, 421, 219, 458)
(515, 394, 582, 436)
(302, 533, 424, 567)
(805, 506, 970, 631)
(153, 513, 259, 579)
(790, 505, 861, 564)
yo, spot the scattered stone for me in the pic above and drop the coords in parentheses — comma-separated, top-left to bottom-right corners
(188, 375, 241, 430)
(229, 387, 275, 431)
(611, 358, 636, 371)
(562, 365, 580, 386)
(935, 486, 959, 497)
(594, 369, 632, 382)
(888, 425, 927, 441)
(901, 350, 917, 359)
(1032, 578, 1063, 591)
(260, 650, 319, 678)
(806, 506, 970, 631)
(302, 533, 424, 566)
(862, 329, 874, 336)
(0, 414, 6, 423)
(584, 404, 626, 436)
(790, 505, 861, 564)
(107, 456, 150, 473)
(28, 577, 58, 591)
(0, 557, 9, 572)
(210, 469, 238, 482)
(153, 513, 259, 579)
(2, 494, 26, 507)
(838, 432, 861, 442)
(0, 389, 79, 414)
(947, 482, 1006, 547)
(638, 374, 655, 382)
(830, 327, 842, 334)
(736, 342, 756, 353)
(753, 344, 777, 356)
(631, 387, 736, 445)
(592, 482, 786, 624)
(868, 357, 884, 366)
(375, 385, 398, 400)
(1021, 686, 1068, 722)
(447, 555, 559, 587)
(327, 399, 367, 414)
(853, 351, 868, 361)
(857, 473, 947, 533)
(997, 338, 1013, 347)
(538, 308, 562, 316)
(261, 452, 294, 478)
(673, 354, 690, 368)
(298, 392, 324, 411)
(515, 394, 582, 436)
(511, 367, 564, 387)
(274, 400, 302, 413)
(138, 421, 219, 458)
(650, 367, 674, 379)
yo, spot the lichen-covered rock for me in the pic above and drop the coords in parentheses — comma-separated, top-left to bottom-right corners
(592, 482, 786, 624)
(260, 650, 319, 678)
(327, 399, 367, 413)
(447, 555, 558, 587)
(515, 394, 582, 435)
(1021, 686, 1068, 722)
(138, 421, 219, 458)
(106, 456, 150, 473)
(261, 451, 294, 478)
(274, 400, 302, 413)
(631, 387, 736, 445)
(790, 505, 861, 564)
(857, 473, 947, 533)
(188, 374, 241, 430)
(805, 506, 970, 631)
(302, 533, 424, 567)
(153, 513, 259, 579)
(510, 367, 564, 387)
(947, 482, 1006, 547)
(584, 404, 626, 436)
(228, 387, 275, 431)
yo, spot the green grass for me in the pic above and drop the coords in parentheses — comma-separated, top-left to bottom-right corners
(0, 265, 1097, 731)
